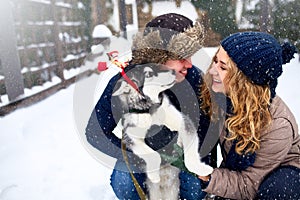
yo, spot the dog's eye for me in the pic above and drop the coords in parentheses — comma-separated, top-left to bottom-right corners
(145, 71, 154, 78)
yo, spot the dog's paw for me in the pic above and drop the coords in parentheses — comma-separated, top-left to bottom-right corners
(198, 164, 214, 176)
(185, 160, 214, 176)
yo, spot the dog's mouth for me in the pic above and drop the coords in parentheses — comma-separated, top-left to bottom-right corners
(159, 80, 176, 89)
(143, 79, 175, 87)
(167, 80, 176, 87)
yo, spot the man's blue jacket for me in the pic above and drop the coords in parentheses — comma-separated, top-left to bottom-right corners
(85, 64, 212, 172)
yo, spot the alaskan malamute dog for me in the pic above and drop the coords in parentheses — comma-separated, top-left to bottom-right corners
(112, 64, 213, 199)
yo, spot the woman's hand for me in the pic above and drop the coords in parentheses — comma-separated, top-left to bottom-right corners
(198, 174, 211, 182)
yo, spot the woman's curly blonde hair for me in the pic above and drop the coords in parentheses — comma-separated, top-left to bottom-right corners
(201, 48, 272, 154)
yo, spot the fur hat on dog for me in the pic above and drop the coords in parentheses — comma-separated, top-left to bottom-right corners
(131, 13, 205, 64)
(221, 31, 297, 98)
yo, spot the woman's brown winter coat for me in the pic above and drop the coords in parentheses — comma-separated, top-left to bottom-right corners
(204, 96, 300, 199)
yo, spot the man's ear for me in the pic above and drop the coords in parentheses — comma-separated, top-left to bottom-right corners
(112, 80, 130, 96)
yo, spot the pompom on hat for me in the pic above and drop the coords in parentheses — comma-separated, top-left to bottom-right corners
(131, 13, 205, 64)
(221, 32, 297, 98)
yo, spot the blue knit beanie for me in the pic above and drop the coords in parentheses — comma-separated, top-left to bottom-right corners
(221, 32, 297, 98)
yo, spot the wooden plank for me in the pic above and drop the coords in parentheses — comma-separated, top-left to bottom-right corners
(119, 0, 128, 38)
(0, 0, 24, 101)
(51, 0, 65, 81)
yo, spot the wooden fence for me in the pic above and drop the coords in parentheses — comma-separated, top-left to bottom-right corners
(0, 0, 93, 115)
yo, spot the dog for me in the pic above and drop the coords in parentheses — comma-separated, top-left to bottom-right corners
(112, 64, 213, 199)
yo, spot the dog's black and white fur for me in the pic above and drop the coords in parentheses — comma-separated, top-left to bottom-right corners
(112, 64, 213, 199)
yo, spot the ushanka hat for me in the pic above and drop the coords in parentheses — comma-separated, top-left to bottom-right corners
(221, 31, 297, 98)
(131, 13, 205, 64)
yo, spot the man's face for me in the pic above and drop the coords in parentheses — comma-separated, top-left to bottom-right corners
(163, 57, 192, 83)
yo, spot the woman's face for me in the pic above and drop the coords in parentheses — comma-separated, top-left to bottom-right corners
(208, 47, 230, 94)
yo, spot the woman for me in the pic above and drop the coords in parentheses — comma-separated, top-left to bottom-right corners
(199, 32, 300, 199)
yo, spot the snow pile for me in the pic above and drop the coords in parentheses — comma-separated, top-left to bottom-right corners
(92, 24, 113, 39)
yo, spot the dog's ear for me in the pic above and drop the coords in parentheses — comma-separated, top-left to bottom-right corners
(112, 79, 131, 96)
(113, 66, 145, 96)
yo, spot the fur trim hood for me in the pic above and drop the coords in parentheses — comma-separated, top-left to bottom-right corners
(131, 22, 205, 64)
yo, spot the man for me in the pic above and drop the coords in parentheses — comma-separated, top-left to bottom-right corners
(85, 13, 213, 199)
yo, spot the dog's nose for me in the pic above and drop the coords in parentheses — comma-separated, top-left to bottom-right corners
(172, 70, 175, 75)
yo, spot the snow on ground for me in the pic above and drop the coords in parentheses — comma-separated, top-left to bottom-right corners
(0, 47, 299, 199)
(0, 84, 116, 200)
